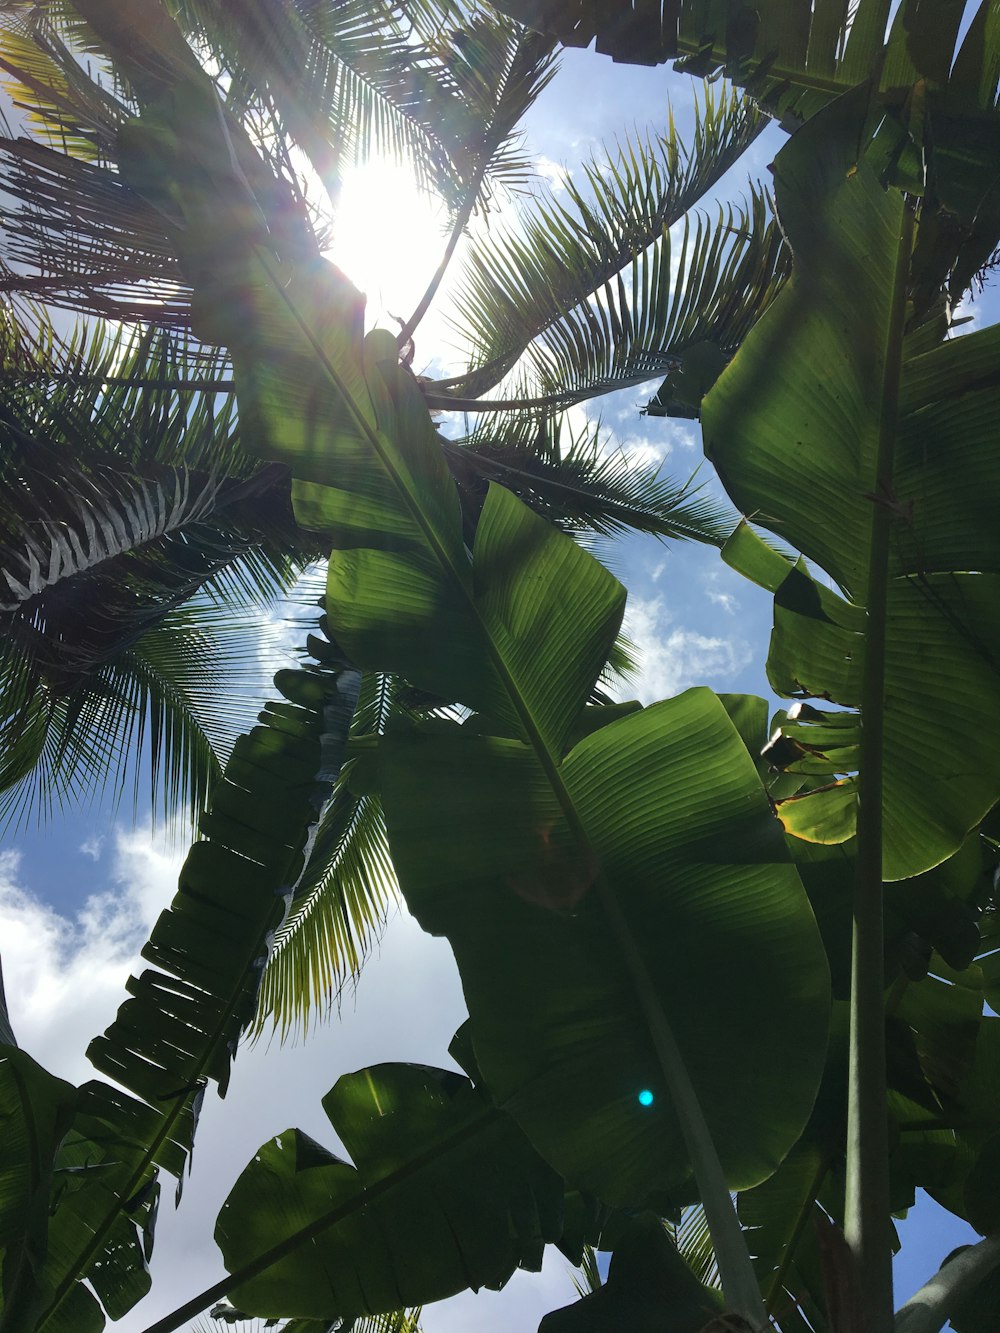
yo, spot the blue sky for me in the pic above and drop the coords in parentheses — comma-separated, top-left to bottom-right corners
(2, 24, 999, 1333)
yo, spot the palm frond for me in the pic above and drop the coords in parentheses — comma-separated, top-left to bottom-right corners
(437, 82, 767, 399)
(2, 461, 259, 613)
(442, 410, 733, 545)
(0, 8, 128, 160)
(435, 188, 787, 415)
(159, 0, 553, 230)
(0, 311, 322, 829)
(0, 598, 293, 832)
(570, 1243, 604, 1298)
(396, 12, 559, 343)
(673, 1203, 722, 1291)
(0, 135, 193, 324)
(436, 10, 558, 201)
(0, 5, 324, 321)
(539, 192, 787, 406)
(257, 785, 397, 1038)
(1, 307, 237, 470)
(168, 0, 457, 197)
(256, 671, 407, 1039)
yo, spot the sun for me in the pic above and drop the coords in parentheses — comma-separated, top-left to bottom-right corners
(326, 157, 451, 353)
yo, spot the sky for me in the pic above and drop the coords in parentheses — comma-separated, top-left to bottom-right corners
(2, 20, 999, 1333)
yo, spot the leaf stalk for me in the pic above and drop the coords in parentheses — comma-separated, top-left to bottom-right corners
(894, 1236, 1000, 1333)
(844, 201, 915, 1333)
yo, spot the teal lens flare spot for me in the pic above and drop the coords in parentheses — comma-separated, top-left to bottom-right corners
(638, 1089, 654, 1107)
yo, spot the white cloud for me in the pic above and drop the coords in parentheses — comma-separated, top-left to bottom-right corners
(951, 296, 984, 334)
(670, 423, 698, 450)
(0, 830, 181, 1084)
(79, 834, 105, 861)
(622, 595, 752, 703)
(617, 433, 668, 468)
(535, 155, 570, 192)
(706, 589, 737, 614)
(702, 568, 740, 616)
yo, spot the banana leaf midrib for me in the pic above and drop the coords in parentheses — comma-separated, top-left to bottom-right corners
(254, 252, 739, 1220)
(441, 442, 727, 545)
(249, 243, 594, 793)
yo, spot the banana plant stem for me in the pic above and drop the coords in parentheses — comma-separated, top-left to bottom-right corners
(595, 883, 769, 1330)
(844, 202, 914, 1333)
(894, 1235, 1000, 1333)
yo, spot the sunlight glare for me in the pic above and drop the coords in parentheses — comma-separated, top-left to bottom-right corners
(327, 159, 449, 346)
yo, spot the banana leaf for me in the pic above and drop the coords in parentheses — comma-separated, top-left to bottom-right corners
(213, 1060, 567, 1322)
(106, 62, 832, 1199)
(704, 85, 1000, 881)
(492, 1, 1000, 307)
(381, 681, 830, 1206)
(490, 1, 997, 120)
(20, 649, 360, 1332)
(0, 1049, 80, 1331)
(538, 1214, 723, 1332)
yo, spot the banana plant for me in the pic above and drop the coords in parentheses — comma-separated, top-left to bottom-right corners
(4, 4, 1000, 1333)
(697, 73, 1000, 1326)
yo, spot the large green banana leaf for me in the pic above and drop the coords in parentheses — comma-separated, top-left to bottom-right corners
(213, 1061, 568, 1321)
(0, 1049, 78, 1331)
(0, 1055, 172, 1332)
(64, 32, 830, 1330)
(163, 159, 831, 1202)
(381, 683, 830, 1205)
(700, 85, 1000, 882)
(19, 653, 360, 1333)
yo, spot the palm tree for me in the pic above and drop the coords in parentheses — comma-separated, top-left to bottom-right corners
(0, 0, 789, 1031)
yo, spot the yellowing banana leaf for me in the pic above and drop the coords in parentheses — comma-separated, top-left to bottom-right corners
(726, 519, 1000, 882)
(775, 780, 859, 846)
